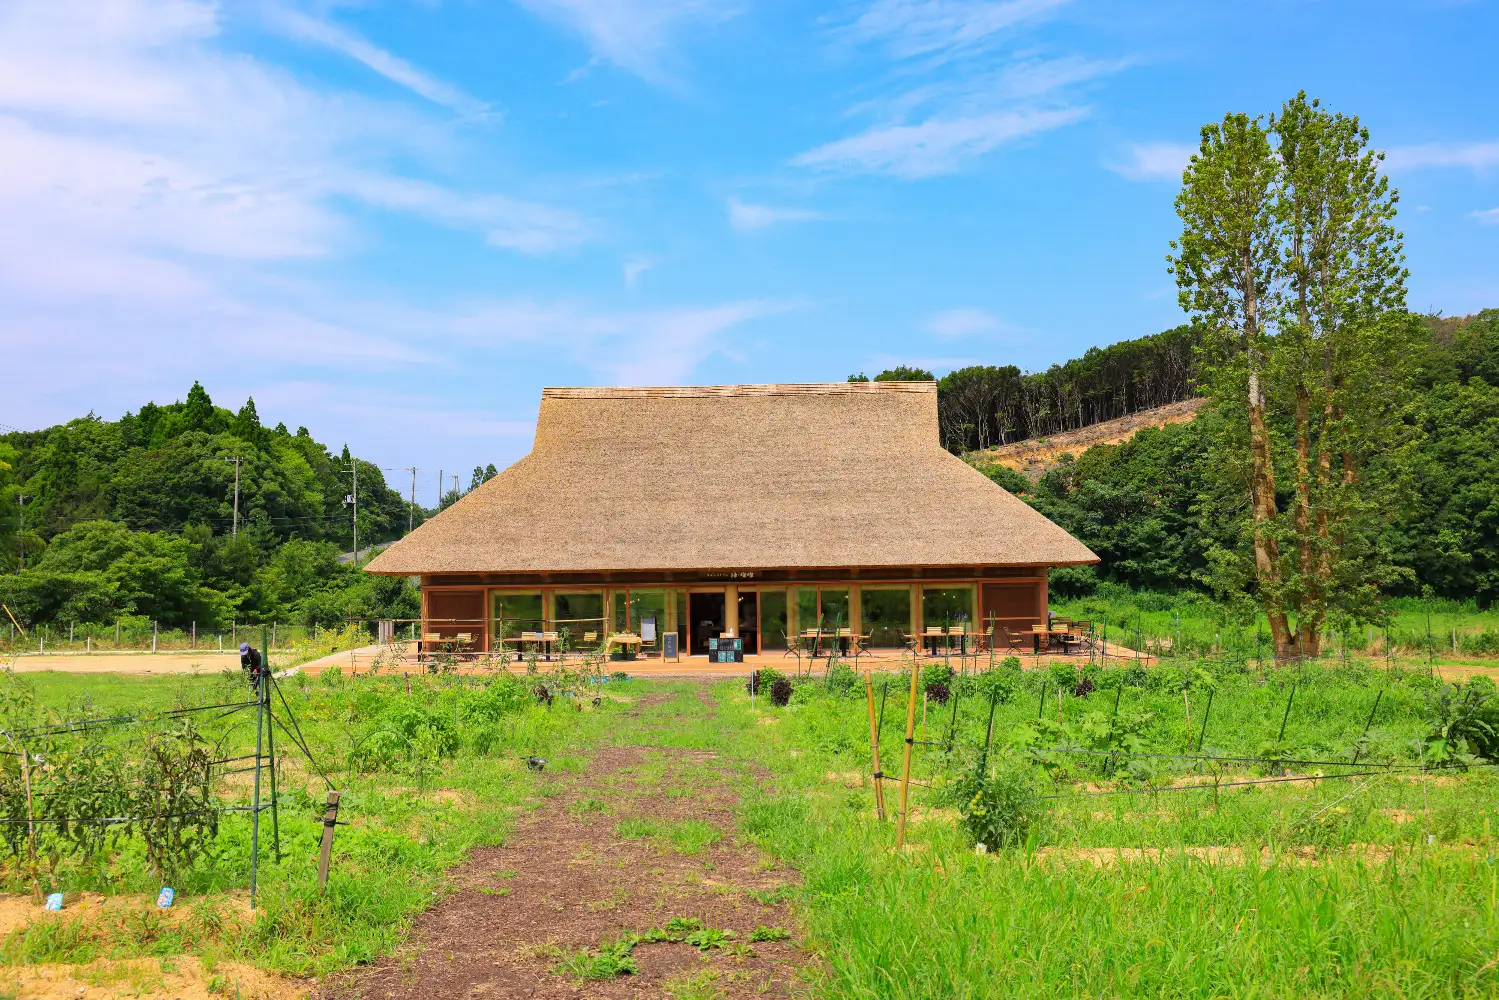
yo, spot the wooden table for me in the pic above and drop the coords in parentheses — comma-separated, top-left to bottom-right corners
(503, 632, 560, 659)
(1028, 626, 1074, 654)
(607, 633, 643, 660)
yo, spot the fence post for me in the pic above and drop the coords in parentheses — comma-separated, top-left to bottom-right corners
(864, 672, 886, 822)
(191, 622, 196, 649)
(895, 660, 919, 851)
(152, 621, 157, 653)
(318, 790, 342, 892)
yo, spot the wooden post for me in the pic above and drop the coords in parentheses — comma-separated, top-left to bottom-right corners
(18, 743, 40, 902)
(317, 790, 342, 892)
(895, 660, 919, 851)
(864, 671, 886, 822)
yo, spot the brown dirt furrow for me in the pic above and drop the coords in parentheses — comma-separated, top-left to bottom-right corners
(322, 698, 802, 1000)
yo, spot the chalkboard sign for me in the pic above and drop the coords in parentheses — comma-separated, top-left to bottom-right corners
(662, 632, 679, 661)
(707, 636, 744, 664)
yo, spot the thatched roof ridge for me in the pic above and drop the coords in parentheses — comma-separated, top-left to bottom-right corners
(366, 382, 1098, 575)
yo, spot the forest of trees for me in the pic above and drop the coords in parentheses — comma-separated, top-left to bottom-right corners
(991, 309, 1499, 611)
(0, 383, 426, 629)
(853, 325, 1202, 454)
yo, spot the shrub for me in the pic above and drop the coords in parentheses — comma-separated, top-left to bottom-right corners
(922, 662, 954, 693)
(826, 662, 859, 695)
(953, 760, 1043, 850)
(749, 668, 785, 695)
(770, 678, 793, 707)
(926, 681, 951, 705)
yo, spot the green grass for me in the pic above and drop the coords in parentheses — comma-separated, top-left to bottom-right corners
(615, 817, 723, 855)
(1051, 587, 1499, 658)
(3, 667, 1496, 997)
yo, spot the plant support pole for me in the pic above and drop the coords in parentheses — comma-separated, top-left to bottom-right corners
(1350, 689, 1384, 765)
(263, 625, 281, 864)
(250, 658, 265, 911)
(864, 672, 886, 822)
(1195, 688, 1214, 752)
(317, 790, 342, 892)
(895, 660, 919, 851)
(1276, 681, 1297, 744)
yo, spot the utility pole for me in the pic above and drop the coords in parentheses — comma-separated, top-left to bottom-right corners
(217, 457, 244, 539)
(403, 467, 417, 534)
(343, 459, 358, 564)
(452, 474, 458, 497)
(437, 469, 442, 509)
(15, 495, 28, 571)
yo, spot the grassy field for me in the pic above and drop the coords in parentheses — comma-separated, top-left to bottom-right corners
(0, 656, 1495, 998)
(1054, 587, 1499, 659)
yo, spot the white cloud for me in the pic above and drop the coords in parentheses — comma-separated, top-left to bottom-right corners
(266, 7, 491, 116)
(1108, 141, 1193, 182)
(1384, 142, 1499, 172)
(623, 255, 656, 288)
(926, 307, 1000, 338)
(794, 107, 1085, 178)
(1472, 208, 1499, 225)
(509, 0, 740, 84)
(846, 0, 1071, 62)
(726, 197, 826, 231)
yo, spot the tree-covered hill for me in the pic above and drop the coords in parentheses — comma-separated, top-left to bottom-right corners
(0, 382, 424, 629)
(982, 309, 1499, 608)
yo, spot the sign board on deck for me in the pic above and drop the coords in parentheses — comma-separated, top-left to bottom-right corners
(707, 636, 744, 664)
(662, 632, 679, 661)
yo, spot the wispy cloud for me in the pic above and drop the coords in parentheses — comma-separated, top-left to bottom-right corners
(727, 197, 827, 231)
(1471, 208, 1499, 225)
(925, 307, 1001, 338)
(1384, 142, 1499, 172)
(795, 107, 1085, 179)
(800, 6, 1115, 179)
(266, 7, 491, 116)
(845, 0, 1071, 62)
(1107, 141, 1193, 182)
(509, 0, 740, 85)
(623, 255, 656, 288)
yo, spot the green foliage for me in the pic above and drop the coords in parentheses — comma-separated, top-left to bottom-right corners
(0, 382, 430, 628)
(550, 937, 639, 980)
(952, 759, 1043, 849)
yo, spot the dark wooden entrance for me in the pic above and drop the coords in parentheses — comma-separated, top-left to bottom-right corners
(689, 592, 726, 656)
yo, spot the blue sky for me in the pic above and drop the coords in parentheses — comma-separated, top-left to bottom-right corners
(3, 0, 1497, 497)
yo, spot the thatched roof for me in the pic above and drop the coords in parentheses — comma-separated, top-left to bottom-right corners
(365, 382, 1098, 576)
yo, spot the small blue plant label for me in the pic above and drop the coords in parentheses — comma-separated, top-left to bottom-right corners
(156, 887, 175, 908)
(44, 892, 63, 911)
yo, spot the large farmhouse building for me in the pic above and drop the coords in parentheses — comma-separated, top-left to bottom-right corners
(364, 382, 1097, 657)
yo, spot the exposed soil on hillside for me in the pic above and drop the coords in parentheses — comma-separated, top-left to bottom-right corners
(321, 688, 805, 1000)
(966, 397, 1207, 481)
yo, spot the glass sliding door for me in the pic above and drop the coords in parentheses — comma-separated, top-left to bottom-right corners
(491, 591, 544, 650)
(922, 587, 975, 629)
(620, 589, 669, 655)
(759, 590, 789, 650)
(861, 588, 912, 647)
(795, 588, 819, 636)
(552, 592, 605, 649)
(819, 588, 851, 630)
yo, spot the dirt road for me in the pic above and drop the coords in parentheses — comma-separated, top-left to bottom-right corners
(322, 689, 805, 1000)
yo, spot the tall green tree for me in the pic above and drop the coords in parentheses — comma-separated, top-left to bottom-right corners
(1171, 97, 1414, 660)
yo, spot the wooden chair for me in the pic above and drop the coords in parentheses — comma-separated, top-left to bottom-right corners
(999, 625, 1028, 654)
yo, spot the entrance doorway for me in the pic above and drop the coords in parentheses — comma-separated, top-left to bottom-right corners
(688, 592, 726, 656)
(737, 591, 759, 655)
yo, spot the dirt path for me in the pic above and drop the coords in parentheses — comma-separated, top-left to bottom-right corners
(323, 688, 803, 1000)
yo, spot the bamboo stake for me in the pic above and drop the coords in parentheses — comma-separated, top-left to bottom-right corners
(17, 741, 40, 902)
(864, 672, 886, 822)
(317, 790, 342, 892)
(895, 661, 919, 851)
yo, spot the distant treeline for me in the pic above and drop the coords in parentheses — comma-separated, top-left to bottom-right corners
(854, 324, 1202, 453)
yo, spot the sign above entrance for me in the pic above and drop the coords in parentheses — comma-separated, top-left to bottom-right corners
(707, 636, 744, 663)
(704, 571, 756, 579)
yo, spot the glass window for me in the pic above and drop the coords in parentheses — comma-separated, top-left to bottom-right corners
(820, 588, 851, 630)
(759, 590, 789, 650)
(676, 591, 688, 651)
(795, 587, 818, 636)
(861, 588, 912, 647)
(619, 590, 669, 653)
(922, 587, 974, 630)
(491, 591, 544, 648)
(553, 592, 605, 648)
